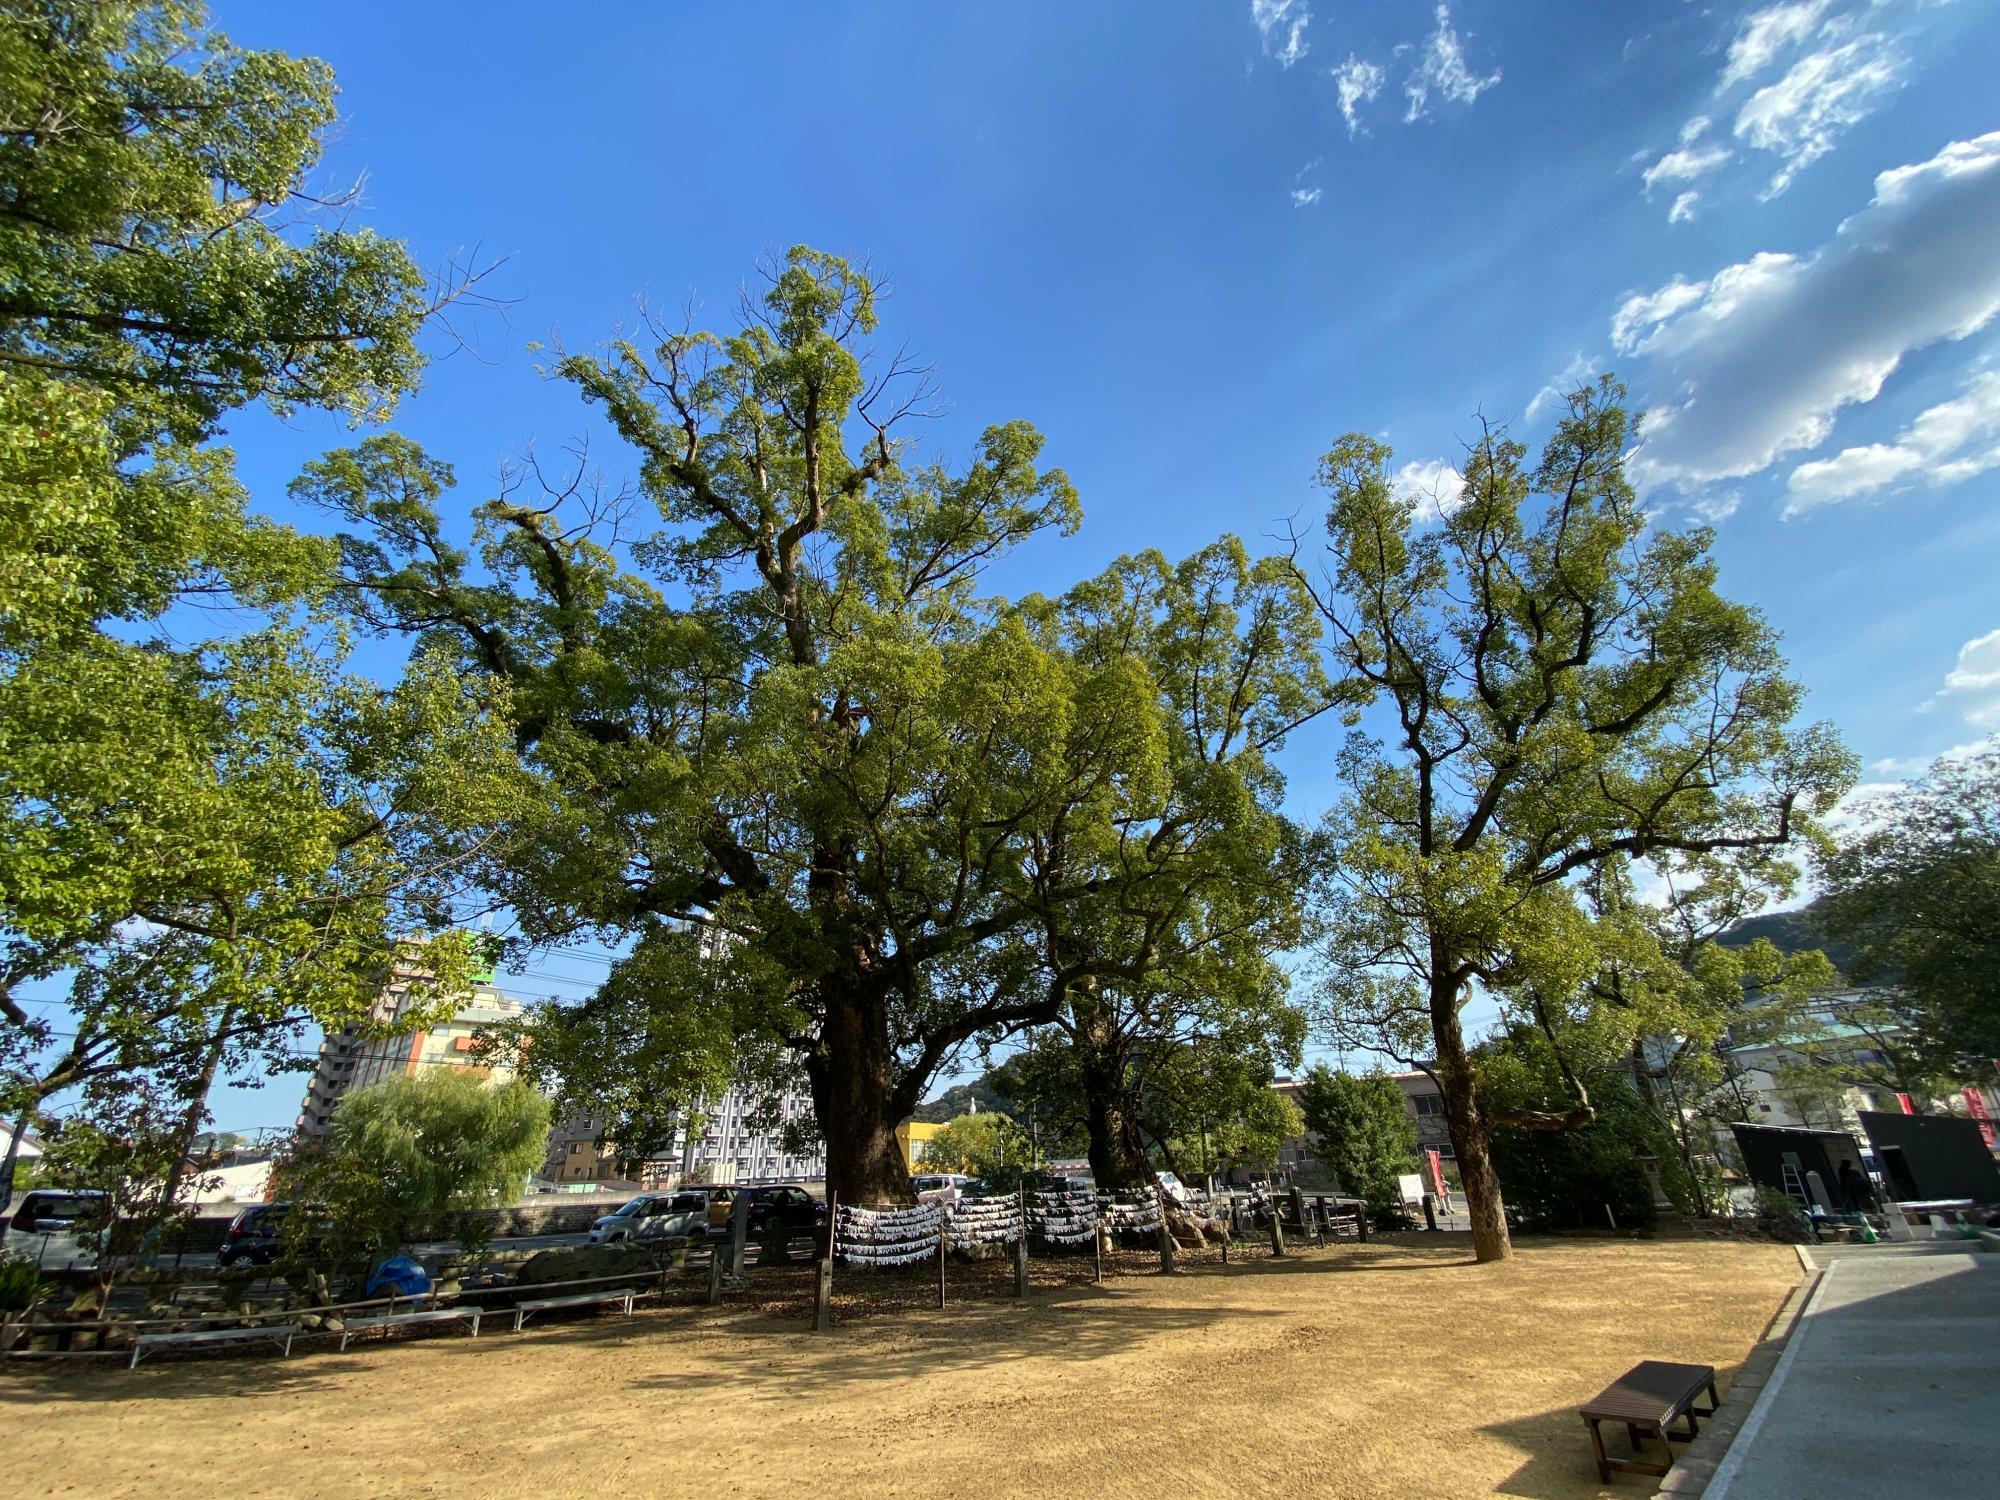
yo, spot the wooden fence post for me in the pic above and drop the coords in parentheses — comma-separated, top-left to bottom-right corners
(937, 1218, 947, 1310)
(726, 1189, 752, 1277)
(1268, 1199, 1286, 1258)
(813, 1257, 833, 1332)
(813, 1190, 837, 1332)
(706, 1241, 724, 1305)
(1014, 1183, 1030, 1298)
(1355, 1199, 1369, 1244)
(1156, 1186, 1176, 1274)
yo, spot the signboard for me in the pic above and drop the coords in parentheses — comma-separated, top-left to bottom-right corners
(1964, 1088, 1995, 1148)
(1426, 1148, 1448, 1200)
(1397, 1173, 1424, 1204)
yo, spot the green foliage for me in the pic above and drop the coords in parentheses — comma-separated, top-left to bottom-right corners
(1, 2, 504, 1156)
(1816, 744, 2000, 1076)
(323, 245, 1189, 1201)
(0, 1253, 51, 1313)
(1016, 539, 1330, 1185)
(1302, 378, 1856, 1258)
(913, 1072, 1017, 1125)
(0, 1, 432, 447)
(487, 928, 771, 1165)
(34, 1071, 210, 1298)
(921, 1111, 1031, 1186)
(1206, 1088, 1304, 1176)
(1294, 1066, 1417, 1209)
(1482, 1026, 1672, 1232)
(295, 1071, 551, 1263)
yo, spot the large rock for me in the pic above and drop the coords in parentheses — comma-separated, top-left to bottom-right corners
(514, 1243, 660, 1286)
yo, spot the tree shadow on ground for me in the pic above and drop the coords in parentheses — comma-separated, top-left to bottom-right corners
(1481, 1358, 1749, 1500)
(0, 1348, 381, 1405)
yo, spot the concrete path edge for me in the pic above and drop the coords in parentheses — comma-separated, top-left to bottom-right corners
(1654, 1253, 1829, 1499)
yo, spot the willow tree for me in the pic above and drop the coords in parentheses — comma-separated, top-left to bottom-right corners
(1296, 378, 1854, 1262)
(1010, 539, 1331, 1187)
(314, 248, 1170, 1203)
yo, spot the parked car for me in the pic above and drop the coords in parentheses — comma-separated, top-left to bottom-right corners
(733, 1184, 827, 1262)
(1, 1189, 110, 1271)
(217, 1202, 321, 1267)
(911, 1173, 971, 1206)
(589, 1190, 718, 1245)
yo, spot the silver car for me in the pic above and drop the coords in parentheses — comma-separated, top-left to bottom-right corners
(588, 1190, 716, 1245)
(2, 1188, 110, 1271)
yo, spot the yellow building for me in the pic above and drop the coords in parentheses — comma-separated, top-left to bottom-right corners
(896, 1121, 944, 1172)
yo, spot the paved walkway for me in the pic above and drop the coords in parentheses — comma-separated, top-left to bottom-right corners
(1709, 1242, 1999, 1499)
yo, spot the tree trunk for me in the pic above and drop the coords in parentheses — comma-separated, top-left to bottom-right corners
(805, 984, 915, 1207)
(157, 1003, 236, 1212)
(1076, 1009, 1151, 1189)
(1431, 975, 1511, 1262)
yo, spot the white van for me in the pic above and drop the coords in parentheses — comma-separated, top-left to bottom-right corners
(2, 1188, 110, 1271)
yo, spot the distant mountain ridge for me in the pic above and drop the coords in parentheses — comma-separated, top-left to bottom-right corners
(1718, 898, 1864, 979)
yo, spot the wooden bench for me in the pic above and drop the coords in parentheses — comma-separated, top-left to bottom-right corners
(337, 1305, 485, 1352)
(510, 1287, 636, 1332)
(1580, 1360, 1719, 1483)
(129, 1323, 299, 1369)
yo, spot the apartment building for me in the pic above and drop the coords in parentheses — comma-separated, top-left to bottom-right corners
(542, 1084, 826, 1189)
(295, 963, 527, 1136)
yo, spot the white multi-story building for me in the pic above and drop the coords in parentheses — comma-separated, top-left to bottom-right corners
(295, 962, 527, 1136)
(543, 1083, 825, 1189)
(666, 1085, 822, 1184)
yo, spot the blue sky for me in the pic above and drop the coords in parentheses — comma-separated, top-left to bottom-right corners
(186, 0, 2000, 1131)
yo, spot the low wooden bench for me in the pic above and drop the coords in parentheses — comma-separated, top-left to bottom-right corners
(129, 1323, 298, 1369)
(337, 1305, 485, 1352)
(1580, 1360, 1719, 1483)
(510, 1287, 636, 1332)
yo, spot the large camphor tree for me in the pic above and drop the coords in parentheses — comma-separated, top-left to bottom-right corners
(1295, 379, 1854, 1262)
(1017, 539, 1331, 1187)
(313, 249, 1176, 1204)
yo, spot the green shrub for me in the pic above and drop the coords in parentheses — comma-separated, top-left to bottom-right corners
(0, 1254, 50, 1313)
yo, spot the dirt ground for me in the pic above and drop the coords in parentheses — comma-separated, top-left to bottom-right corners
(3, 1234, 1800, 1500)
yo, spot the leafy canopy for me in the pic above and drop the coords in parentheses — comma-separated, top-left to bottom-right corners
(1294, 1066, 1417, 1208)
(1816, 743, 2000, 1075)
(0, 2, 512, 1144)
(318, 246, 1178, 1198)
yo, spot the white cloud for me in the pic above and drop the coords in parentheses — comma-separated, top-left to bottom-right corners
(1734, 35, 1905, 196)
(1613, 131, 2000, 492)
(1525, 351, 1599, 421)
(1687, 489, 1742, 524)
(1291, 185, 1323, 208)
(1332, 54, 1385, 137)
(1868, 739, 1995, 777)
(1938, 628, 2000, 728)
(1782, 367, 2000, 513)
(1643, 141, 1734, 195)
(1610, 277, 1707, 354)
(1717, 0, 1834, 90)
(1392, 457, 1467, 526)
(1251, 0, 1311, 68)
(1669, 191, 1701, 223)
(1403, 4, 1501, 123)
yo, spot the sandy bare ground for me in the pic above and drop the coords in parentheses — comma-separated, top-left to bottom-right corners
(3, 1235, 1799, 1500)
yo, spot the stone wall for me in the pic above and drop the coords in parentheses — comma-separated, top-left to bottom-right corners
(169, 1198, 618, 1255)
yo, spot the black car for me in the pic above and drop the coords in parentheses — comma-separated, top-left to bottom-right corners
(217, 1202, 316, 1267)
(730, 1185, 827, 1263)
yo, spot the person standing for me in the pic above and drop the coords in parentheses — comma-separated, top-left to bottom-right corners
(1838, 1160, 1876, 1213)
